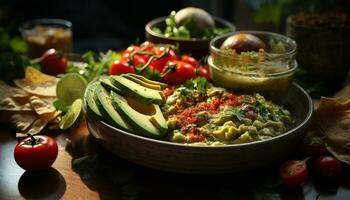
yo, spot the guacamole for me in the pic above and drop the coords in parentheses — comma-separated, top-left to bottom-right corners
(162, 78, 293, 145)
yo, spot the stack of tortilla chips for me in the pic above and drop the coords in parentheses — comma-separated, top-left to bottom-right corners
(0, 67, 61, 137)
(314, 85, 350, 165)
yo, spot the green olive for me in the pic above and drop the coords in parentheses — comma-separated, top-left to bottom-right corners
(220, 33, 266, 54)
(174, 7, 215, 38)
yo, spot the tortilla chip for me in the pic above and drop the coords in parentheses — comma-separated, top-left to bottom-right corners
(14, 67, 58, 97)
(0, 80, 28, 102)
(315, 95, 350, 165)
(22, 67, 56, 83)
(16, 117, 49, 138)
(29, 96, 56, 115)
(48, 114, 61, 124)
(0, 97, 32, 111)
(9, 112, 37, 131)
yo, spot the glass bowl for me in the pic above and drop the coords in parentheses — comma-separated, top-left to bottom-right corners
(209, 31, 297, 98)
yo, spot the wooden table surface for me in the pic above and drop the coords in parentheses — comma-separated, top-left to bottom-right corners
(1, 120, 350, 200)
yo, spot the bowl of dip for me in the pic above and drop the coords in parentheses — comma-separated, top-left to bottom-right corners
(208, 31, 297, 99)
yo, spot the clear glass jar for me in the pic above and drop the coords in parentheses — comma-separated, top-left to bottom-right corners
(19, 18, 73, 59)
(208, 31, 297, 98)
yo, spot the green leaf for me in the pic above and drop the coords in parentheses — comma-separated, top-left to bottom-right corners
(184, 77, 208, 93)
(82, 51, 96, 65)
(53, 99, 69, 113)
(0, 28, 11, 50)
(228, 108, 246, 122)
(9, 37, 28, 53)
(252, 101, 269, 121)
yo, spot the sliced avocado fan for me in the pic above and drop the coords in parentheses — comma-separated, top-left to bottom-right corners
(95, 84, 133, 132)
(127, 73, 168, 89)
(110, 91, 168, 139)
(111, 76, 164, 105)
(100, 77, 121, 93)
(84, 81, 102, 118)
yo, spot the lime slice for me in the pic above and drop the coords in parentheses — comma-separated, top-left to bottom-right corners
(56, 73, 87, 105)
(59, 98, 83, 130)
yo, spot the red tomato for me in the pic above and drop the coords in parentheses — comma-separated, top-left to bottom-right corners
(133, 55, 147, 67)
(109, 60, 135, 75)
(315, 156, 342, 178)
(198, 65, 211, 81)
(151, 47, 178, 72)
(14, 135, 58, 171)
(41, 48, 68, 75)
(162, 60, 196, 85)
(182, 55, 198, 67)
(280, 160, 308, 187)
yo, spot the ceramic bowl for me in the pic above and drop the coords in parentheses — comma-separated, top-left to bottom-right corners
(145, 16, 235, 58)
(85, 83, 313, 174)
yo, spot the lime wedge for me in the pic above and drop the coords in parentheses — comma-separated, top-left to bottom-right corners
(56, 73, 87, 105)
(59, 98, 83, 130)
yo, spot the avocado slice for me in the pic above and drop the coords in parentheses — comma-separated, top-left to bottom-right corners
(111, 76, 164, 105)
(122, 74, 162, 90)
(100, 77, 121, 93)
(84, 81, 102, 118)
(110, 91, 168, 138)
(95, 84, 133, 132)
(128, 73, 168, 89)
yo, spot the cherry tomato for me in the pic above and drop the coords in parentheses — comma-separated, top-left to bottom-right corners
(198, 65, 211, 81)
(109, 60, 135, 75)
(182, 55, 198, 67)
(40, 48, 68, 75)
(280, 160, 308, 187)
(315, 156, 342, 178)
(151, 47, 178, 72)
(14, 135, 58, 171)
(162, 60, 196, 85)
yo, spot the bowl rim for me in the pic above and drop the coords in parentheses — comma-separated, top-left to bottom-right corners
(208, 56, 298, 77)
(145, 16, 236, 42)
(86, 82, 313, 149)
(19, 18, 72, 33)
(209, 30, 297, 58)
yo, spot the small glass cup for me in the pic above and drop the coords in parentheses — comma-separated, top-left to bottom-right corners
(19, 18, 73, 59)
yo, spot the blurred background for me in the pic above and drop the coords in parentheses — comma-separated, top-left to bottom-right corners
(0, 0, 346, 52)
(1, 0, 350, 93)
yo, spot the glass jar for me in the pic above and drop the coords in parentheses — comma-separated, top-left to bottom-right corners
(208, 31, 297, 98)
(19, 18, 73, 59)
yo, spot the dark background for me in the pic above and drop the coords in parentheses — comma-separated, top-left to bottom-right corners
(0, 0, 274, 52)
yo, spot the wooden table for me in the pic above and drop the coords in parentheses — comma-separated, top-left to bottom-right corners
(1, 120, 350, 200)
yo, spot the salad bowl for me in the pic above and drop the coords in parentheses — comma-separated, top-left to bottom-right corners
(145, 16, 235, 58)
(85, 83, 313, 174)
